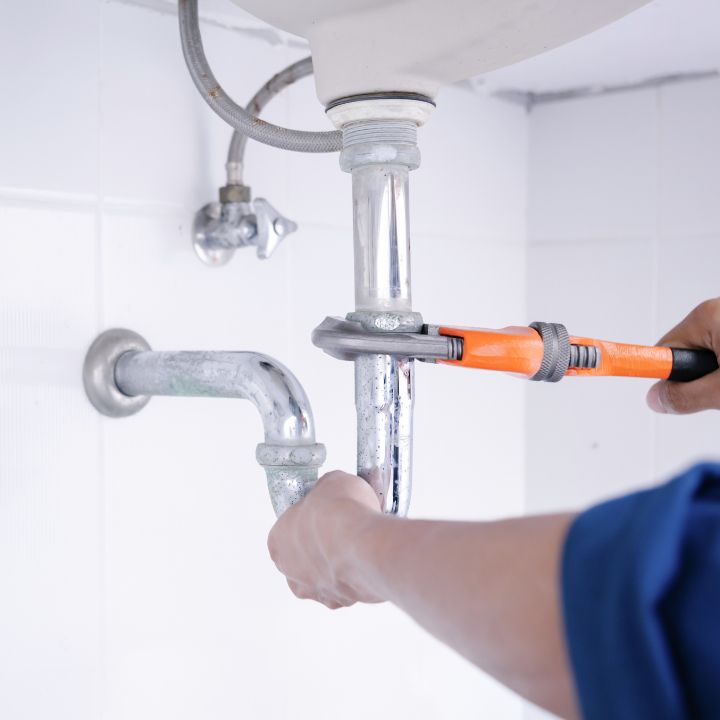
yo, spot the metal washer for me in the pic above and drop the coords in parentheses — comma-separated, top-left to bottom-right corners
(82, 328, 152, 418)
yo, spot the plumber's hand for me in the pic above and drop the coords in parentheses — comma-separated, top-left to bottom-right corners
(647, 298, 720, 414)
(267, 470, 384, 609)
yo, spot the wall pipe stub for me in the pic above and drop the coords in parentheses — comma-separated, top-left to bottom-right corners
(83, 328, 325, 516)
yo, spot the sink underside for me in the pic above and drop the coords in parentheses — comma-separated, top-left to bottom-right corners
(231, 0, 650, 104)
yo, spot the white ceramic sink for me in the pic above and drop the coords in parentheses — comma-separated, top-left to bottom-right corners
(231, 0, 650, 104)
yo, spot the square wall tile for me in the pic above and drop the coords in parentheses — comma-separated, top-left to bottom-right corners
(529, 90, 659, 242)
(656, 235, 720, 334)
(0, 0, 100, 194)
(0, 205, 98, 349)
(414, 89, 528, 242)
(413, 233, 526, 327)
(660, 77, 720, 237)
(0, 205, 102, 719)
(527, 238, 655, 340)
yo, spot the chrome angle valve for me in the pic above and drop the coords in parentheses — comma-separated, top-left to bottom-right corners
(192, 183, 298, 266)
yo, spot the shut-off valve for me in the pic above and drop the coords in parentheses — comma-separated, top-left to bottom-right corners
(193, 183, 297, 265)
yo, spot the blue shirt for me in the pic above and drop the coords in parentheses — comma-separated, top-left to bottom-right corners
(562, 463, 720, 719)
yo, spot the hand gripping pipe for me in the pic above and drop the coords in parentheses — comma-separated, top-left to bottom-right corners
(178, 0, 341, 153)
(82, 329, 325, 516)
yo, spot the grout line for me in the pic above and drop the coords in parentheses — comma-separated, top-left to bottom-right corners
(648, 85, 664, 483)
(0, 194, 536, 243)
(99, 197, 188, 216)
(521, 107, 531, 517)
(96, 2, 108, 715)
(281, 46, 295, 365)
(0, 187, 187, 217)
(529, 235, 655, 247)
(496, 69, 720, 110)
(0, 187, 98, 210)
(657, 230, 720, 241)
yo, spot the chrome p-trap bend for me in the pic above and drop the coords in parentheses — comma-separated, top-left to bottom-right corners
(82, 328, 325, 516)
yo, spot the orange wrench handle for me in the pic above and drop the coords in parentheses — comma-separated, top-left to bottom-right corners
(568, 337, 672, 379)
(439, 325, 718, 382)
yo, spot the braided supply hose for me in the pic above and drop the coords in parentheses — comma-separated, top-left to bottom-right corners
(178, 0, 341, 153)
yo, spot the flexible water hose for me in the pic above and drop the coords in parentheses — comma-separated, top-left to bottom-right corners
(178, 0, 341, 153)
(226, 57, 315, 182)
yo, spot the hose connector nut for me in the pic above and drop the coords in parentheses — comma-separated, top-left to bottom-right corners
(219, 183, 251, 204)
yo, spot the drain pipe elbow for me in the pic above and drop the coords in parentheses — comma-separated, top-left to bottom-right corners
(83, 329, 325, 516)
(256, 443, 326, 517)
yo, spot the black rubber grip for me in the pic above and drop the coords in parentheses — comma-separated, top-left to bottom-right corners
(669, 348, 719, 382)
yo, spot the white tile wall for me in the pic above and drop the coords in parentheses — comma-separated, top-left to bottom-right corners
(529, 89, 659, 242)
(0, 2, 528, 719)
(659, 78, 720, 237)
(414, 86, 528, 242)
(0, 2, 101, 195)
(0, 205, 102, 719)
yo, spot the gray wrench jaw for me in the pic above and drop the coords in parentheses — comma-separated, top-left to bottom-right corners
(311, 316, 461, 362)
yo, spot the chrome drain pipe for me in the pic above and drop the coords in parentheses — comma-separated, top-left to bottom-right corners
(328, 99, 434, 515)
(83, 329, 325, 516)
(346, 149, 420, 515)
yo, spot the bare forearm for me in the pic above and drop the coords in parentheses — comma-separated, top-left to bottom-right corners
(268, 472, 579, 717)
(348, 513, 578, 718)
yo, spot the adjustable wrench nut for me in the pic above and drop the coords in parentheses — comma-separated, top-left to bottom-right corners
(529, 322, 571, 383)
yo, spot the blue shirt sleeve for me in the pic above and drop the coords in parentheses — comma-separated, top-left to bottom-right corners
(562, 463, 720, 720)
